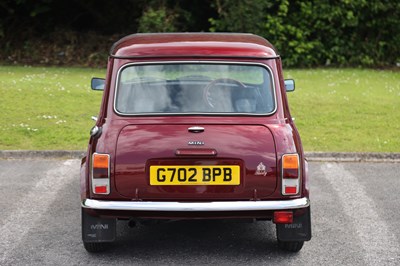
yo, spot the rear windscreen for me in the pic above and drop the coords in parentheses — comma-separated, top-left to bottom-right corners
(115, 63, 275, 115)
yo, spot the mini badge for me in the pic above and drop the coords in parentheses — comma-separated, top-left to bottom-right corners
(255, 162, 267, 176)
(188, 141, 205, 146)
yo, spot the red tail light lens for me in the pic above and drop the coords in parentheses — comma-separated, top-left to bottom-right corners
(284, 186, 298, 194)
(94, 185, 108, 194)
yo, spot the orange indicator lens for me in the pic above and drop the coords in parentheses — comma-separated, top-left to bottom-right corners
(93, 154, 109, 169)
(283, 154, 299, 169)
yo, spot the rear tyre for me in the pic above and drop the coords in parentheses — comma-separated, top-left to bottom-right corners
(83, 242, 109, 253)
(277, 240, 304, 252)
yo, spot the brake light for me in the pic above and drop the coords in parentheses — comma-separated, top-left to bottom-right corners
(282, 154, 300, 196)
(91, 153, 110, 195)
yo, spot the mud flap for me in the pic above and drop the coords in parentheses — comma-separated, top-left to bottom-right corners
(276, 207, 312, 241)
(82, 208, 116, 243)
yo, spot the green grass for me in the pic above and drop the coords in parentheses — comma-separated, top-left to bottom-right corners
(0, 66, 104, 150)
(285, 69, 400, 152)
(0, 66, 399, 152)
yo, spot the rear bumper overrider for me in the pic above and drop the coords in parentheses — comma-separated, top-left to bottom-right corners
(82, 197, 309, 212)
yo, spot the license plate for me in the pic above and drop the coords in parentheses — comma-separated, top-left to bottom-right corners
(150, 165, 240, 185)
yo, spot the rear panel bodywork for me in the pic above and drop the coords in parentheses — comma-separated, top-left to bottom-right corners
(115, 123, 277, 200)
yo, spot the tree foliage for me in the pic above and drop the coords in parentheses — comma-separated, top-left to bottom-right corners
(209, 0, 400, 67)
(0, 0, 398, 67)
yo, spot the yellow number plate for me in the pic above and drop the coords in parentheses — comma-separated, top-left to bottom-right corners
(150, 165, 240, 185)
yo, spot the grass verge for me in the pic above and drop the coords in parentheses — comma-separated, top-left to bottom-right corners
(286, 68, 400, 152)
(0, 66, 399, 152)
(0, 66, 104, 150)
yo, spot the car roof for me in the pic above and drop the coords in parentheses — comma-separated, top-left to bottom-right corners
(110, 33, 279, 59)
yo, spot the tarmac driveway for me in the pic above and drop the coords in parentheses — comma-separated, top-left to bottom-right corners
(0, 159, 399, 265)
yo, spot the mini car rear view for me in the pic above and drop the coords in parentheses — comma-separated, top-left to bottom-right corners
(80, 33, 311, 253)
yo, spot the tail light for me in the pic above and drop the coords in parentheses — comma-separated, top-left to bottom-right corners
(91, 153, 110, 195)
(282, 154, 300, 196)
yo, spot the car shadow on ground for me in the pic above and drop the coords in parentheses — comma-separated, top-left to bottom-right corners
(92, 219, 303, 262)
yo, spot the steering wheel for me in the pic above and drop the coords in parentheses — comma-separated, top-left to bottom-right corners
(203, 78, 246, 109)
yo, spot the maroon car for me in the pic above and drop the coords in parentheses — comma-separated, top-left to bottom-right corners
(81, 33, 311, 253)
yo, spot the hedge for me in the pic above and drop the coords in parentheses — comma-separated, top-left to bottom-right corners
(0, 0, 398, 68)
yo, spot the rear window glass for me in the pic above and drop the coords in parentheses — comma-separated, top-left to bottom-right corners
(115, 63, 275, 115)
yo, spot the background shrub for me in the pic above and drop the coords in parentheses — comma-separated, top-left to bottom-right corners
(0, 0, 398, 67)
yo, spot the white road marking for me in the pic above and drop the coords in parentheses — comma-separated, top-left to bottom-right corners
(0, 160, 79, 263)
(321, 163, 399, 265)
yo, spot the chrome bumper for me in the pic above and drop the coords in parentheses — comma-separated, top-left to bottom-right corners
(82, 197, 309, 212)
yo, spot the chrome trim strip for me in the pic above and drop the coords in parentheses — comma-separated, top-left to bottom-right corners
(82, 197, 309, 212)
(113, 61, 278, 117)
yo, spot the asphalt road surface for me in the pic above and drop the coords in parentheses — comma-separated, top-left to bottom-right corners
(0, 159, 399, 265)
